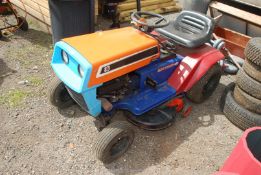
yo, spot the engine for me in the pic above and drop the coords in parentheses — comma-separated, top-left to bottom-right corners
(97, 74, 139, 103)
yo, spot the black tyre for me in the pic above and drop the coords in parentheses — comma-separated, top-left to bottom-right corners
(236, 69, 261, 99)
(0, 31, 2, 39)
(18, 17, 29, 31)
(243, 59, 261, 83)
(234, 85, 261, 114)
(244, 37, 261, 67)
(221, 83, 261, 130)
(94, 121, 134, 164)
(187, 64, 222, 103)
(220, 82, 235, 111)
(48, 76, 74, 108)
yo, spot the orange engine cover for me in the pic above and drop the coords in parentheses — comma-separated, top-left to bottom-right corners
(63, 27, 160, 87)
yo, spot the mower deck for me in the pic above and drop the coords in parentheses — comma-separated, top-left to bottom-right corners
(125, 108, 176, 130)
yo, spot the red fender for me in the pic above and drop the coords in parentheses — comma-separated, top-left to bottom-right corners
(168, 45, 224, 94)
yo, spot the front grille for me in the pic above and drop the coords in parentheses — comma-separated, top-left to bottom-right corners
(66, 86, 89, 112)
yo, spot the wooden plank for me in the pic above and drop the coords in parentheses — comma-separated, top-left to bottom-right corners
(124, 0, 146, 2)
(214, 26, 250, 47)
(214, 26, 251, 58)
(223, 40, 246, 59)
(23, 0, 40, 11)
(39, 5, 50, 18)
(118, 0, 173, 11)
(21, 0, 49, 17)
(11, 0, 49, 17)
(11, 0, 50, 26)
(119, 1, 177, 18)
(210, 1, 261, 27)
(17, 0, 49, 10)
(120, 5, 180, 22)
(29, 0, 49, 9)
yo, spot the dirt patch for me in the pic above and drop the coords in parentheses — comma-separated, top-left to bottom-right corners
(0, 19, 242, 175)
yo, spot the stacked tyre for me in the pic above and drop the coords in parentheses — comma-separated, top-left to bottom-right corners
(221, 37, 261, 130)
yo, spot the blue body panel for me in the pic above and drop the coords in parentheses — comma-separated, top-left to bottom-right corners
(113, 55, 182, 115)
(113, 82, 176, 115)
(136, 56, 182, 89)
(51, 41, 102, 117)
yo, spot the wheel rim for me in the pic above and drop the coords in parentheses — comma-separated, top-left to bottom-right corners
(61, 88, 71, 102)
(110, 136, 130, 157)
(56, 84, 71, 103)
(202, 74, 220, 97)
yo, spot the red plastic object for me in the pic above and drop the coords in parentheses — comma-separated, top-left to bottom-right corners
(213, 171, 239, 175)
(0, 4, 9, 14)
(166, 98, 184, 112)
(218, 127, 261, 175)
(182, 106, 192, 118)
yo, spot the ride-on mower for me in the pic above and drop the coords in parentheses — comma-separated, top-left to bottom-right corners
(49, 10, 225, 163)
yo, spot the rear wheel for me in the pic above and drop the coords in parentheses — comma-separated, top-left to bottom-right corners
(48, 76, 74, 108)
(187, 64, 222, 103)
(94, 121, 134, 164)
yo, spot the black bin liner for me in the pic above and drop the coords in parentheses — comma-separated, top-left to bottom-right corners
(48, 0, 95, 43)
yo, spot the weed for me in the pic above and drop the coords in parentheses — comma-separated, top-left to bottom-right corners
(0, 89, 28, 107)
(29, 76, 43, 86)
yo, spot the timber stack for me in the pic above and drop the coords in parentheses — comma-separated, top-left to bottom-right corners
(118, 0, 181, 22)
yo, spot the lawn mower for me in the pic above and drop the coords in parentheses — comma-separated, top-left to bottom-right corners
(0, 0, 28, 38)
(48, 10, 225, 163)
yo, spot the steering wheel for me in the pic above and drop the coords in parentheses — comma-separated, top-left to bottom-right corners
(131, 11, 170, 29)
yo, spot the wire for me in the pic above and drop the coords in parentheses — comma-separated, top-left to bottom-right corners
(146, 31, 177, 54)
(1, 0, 28, 34)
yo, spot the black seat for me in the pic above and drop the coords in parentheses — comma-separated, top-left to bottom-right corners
(156, 11, 215, 48)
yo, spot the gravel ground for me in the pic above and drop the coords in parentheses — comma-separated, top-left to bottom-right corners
(0, 16, 243, 175)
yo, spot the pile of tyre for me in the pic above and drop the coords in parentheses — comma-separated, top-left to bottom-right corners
(221, 37, 261, 130)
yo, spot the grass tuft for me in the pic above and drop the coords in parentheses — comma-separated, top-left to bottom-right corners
(0, 89, 28, 107)
(29, 76, 43, 86)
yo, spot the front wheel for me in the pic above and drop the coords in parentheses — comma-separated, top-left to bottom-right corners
(94, 121, 134, 164)
(47, 76, 74, 108)
(186, 64, 222, 103)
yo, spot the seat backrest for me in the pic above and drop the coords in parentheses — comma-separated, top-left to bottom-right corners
(174, 11, 214, 35)
(156, 11, 215, 48)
